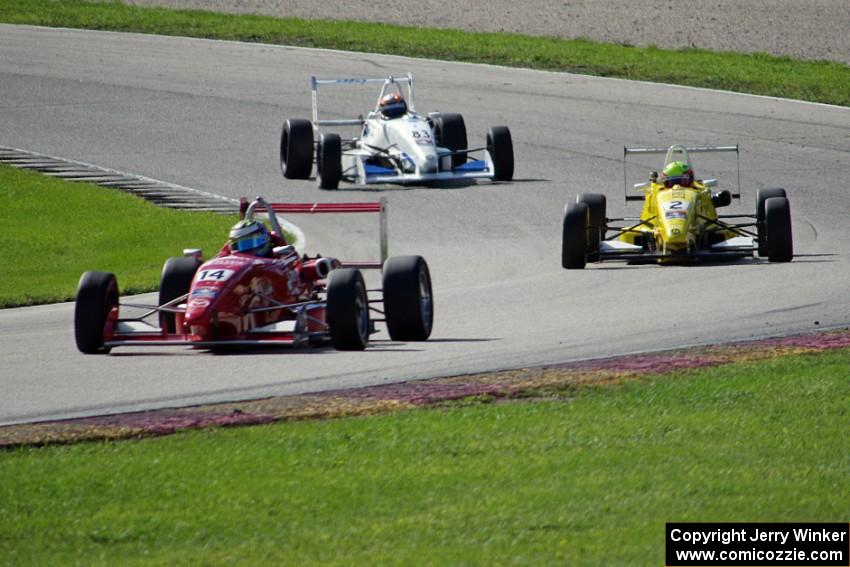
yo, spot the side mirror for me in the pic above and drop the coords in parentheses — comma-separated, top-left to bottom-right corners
(711, 190, 732, 208)
(633, 182, 650, 191)
(702, 178, 718, 188)
(273, 245, 296, 258)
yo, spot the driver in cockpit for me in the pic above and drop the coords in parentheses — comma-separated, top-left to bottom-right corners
(378, 92, 408, 119)
(658, 161, 695, 189)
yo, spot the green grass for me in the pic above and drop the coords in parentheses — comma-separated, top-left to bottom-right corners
(2, 351, 848, 565)
(0, 165, 237, 307)
(1, 0, 849, 107)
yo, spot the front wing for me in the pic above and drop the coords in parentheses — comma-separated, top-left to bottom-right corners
(101, 300, 334, 349)
(598, 236, 755, 263)
(346, 152, 498, 185)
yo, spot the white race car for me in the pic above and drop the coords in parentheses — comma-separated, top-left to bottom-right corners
(279, 74, 514, 189)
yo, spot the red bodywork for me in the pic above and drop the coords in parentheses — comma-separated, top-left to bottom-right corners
(104, 247, 335, 348)
(99, 200, 385, 349)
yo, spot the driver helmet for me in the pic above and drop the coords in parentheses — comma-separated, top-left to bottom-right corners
(660, 161, 694, 188)
(378, 93, 407, 119)
(228, 219, 271, 255)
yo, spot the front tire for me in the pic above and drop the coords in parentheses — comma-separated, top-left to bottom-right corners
(383, 255, 433, 341)
(327, 268, 370, 351)
(562, 202, 588, 269)
(159, 257, 201, 333)
(765, 197, 793, 262)
(280, 118, 314, 180)
(433, 113, 467, 168)
(577, 193, 606, 262)
(756, 188, 786, 256)
(74, 271, 118, 354)
(487, 126, 514, 181)
(316, 133, 342, 190)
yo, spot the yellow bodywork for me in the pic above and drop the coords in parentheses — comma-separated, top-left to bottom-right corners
(619, 180, 735, 258)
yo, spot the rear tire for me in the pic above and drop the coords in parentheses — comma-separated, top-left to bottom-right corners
(317, 133, 342, 190)
(327, 268, 370, 351)
(562, 202, 588, 269)
(383, 255, 433, 341)
(159, 257, 201, 333)
(756, 188, 786, 256)
(74, 271, 118, 354)
(577, 193, 606, 262)
(487, 126, 514, 181)
(280, 118, 314, 179)
(765, 197, 793, 262)
(433, 113, 467, 168)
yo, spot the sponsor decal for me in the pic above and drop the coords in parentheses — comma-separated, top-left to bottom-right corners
(189, 299, 210, 308)
(665, 210, 688, 219)
(251, 277, 273, 296)
(211, 258, 250, 266)
(191, 287, 217, 298)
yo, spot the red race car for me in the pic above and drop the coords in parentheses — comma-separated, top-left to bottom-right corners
(74, 196, 433, 353)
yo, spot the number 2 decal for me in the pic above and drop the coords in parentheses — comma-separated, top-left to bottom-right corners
(667, 200, 684, 210)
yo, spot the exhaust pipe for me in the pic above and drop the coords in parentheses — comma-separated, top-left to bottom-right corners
(301, 257, 332, 281)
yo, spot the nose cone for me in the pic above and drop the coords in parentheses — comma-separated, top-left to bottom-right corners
(184, 298, 213, 325)
(421, 152, 439, 173)
(656, 189, 695, 250)
(660, 218, 689, 249)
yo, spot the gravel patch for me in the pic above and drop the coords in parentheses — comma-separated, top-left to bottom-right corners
(124, 0, 850, 64)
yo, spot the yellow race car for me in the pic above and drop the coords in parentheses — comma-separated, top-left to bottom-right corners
(562, 144, 793, 269)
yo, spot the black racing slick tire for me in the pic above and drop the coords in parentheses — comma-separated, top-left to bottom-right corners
(577, 192, 606, 262)
(74, 271, 119, 354)
(280, 118, 314, 180)
(562, 202, 588, 270)
(316, 132, 342, 190)
(159, 256, 201, 333)
(487, 126, 514, 181)
(327, 268, 370, 351)
(433, 113, 467, 168)
(383, 255, 434, 342)
(756, 188, 786, 257)
(765, 196, 793, 262)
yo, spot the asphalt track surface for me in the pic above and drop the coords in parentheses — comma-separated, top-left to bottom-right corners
(1, 25, 849, 426)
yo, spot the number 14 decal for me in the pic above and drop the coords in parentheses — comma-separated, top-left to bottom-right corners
(196, 269, 234, 282)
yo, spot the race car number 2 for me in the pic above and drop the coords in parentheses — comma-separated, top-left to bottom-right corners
(196, 269, 234, 282)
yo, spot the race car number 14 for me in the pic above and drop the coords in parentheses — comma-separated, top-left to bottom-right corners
(196, 269, 234, 282)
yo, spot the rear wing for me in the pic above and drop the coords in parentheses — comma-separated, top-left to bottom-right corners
(623, 145, 740, 202)
(311, 74, 416, 130)
(240, 197, 388, 269)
